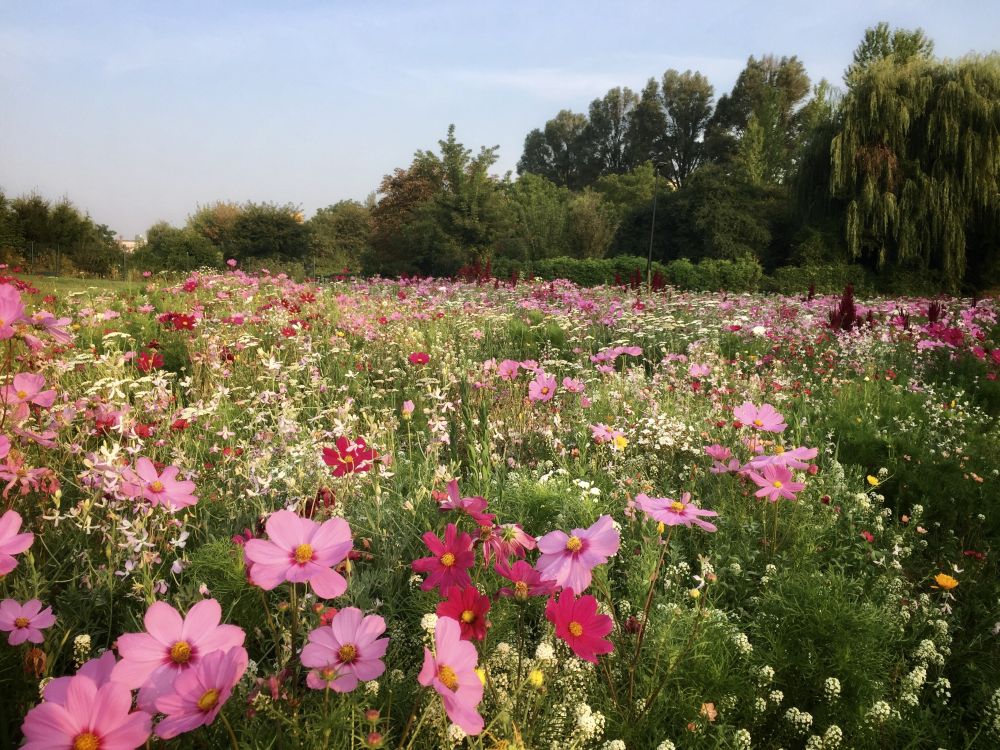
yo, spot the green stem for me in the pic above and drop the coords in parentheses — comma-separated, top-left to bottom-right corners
(219, 711, 241, 750)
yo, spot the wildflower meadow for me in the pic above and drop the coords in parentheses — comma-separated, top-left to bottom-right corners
(0, 268, 998, 750)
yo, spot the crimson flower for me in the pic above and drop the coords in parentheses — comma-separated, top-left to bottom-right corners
(322, 436, 378, 477)
(411, 523, 474, 594)
(408, 351, 430, 365)
(545, 589, 614, 663)
(436, 586, 490, 641)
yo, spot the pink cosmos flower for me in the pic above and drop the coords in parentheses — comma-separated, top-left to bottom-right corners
(412, 523, 475, 594)
(704, 444, 741, 474)
(21, 675, 152, 750)
(562, 376, 585, 393)
(0, 599, 55, 645)
(1, 373, 57, 409)
(155, 646, 248, 739)
(747, 464, 806, 502)
(746, 446, 819, 471)
(0, 508, 33, 575)
(301, 607, 388, 692)
(44, 650, 119, 705)
(243, 510, 353, 599)
(497, 359, 520, 380)
(418, 616, 484, 735)
(408, 351, 430, 366)
(436, 586, 491, 641)
(322, 436, 378, 476)
(527, 372, 557, 402)
(733, 402, 788, 433)
(479, 522, 535, 566)
(112, 599, 245, 711)
(535, 515, 620, 593)
(545, 589, 614, 663)
(634, 492, 719, 532)
(437, 479, 494, 525)
(495, 560, 557, 601)
(401, 400, 415, 418)
(688, 363, 711, 378)
(122, 457, 198, 511)
(0, 284, 26, 339)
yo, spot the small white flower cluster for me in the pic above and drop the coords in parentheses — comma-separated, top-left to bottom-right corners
(914, 638, 945, 666)
(601, 740, 626, 750)
(784, 707, 813, 735)
(900, 664, 927, 706)
(769, 690, 784, 706)
(933, 676, 952, 701)
(754, 696, 767, 713)
(420, 613, 438, 636)
(655, 741, 676, 750)
(756, 664, 775, 685)
(823, 676, 842, 702)
(73, 634, 92, 667)
(984, 687, 1000, 740)
(823, 724, 844, 748)
(732, 631, 754, 655)
(866, 700, 893, 725)
(734, 728, 752, 750)
(535, 641, 556, 663)
(574, 703, 607, 743)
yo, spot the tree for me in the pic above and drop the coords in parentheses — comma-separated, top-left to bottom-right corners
(566, 190, 619, 259)
(187, 202, 242, 256)
(625, 79, 668, 168)
(226, 203, 312, 264)
(831, 54, 1000, 290)
(369, 155, 443, 275)
(308, 201, 371, 275)
(139, 222, 221, 272)
(516, 110, 591, 189)
(580, 87, 640, 176)
(708, 55, 811, 181)
(845, 22, 934, 83)
(0, 193, 24, 263)
(660, 70, 715, 187)
(505, 173, 572, 260)
(593, 162, 658, 219)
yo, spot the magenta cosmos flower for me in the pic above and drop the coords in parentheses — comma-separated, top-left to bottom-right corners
(438, 479, 494, 525)
(545, 589, 614, 663)
(747, 464, 806, 502)
(535, 515, 620, 593)
(243, 510, 353, 599)
(411, 523, 475, 594)
(495, 560, 557, 601)
(112, 599, 245, 711)
(527, 372, 557, 402)
(635, 492, 719, 532)
(301, 607, 388, 692)
(746, 445, 819, 471)
(0, 599, 55, 645)
(479, 522, 535, 566)
(733, 401, 787, 433)
(122, 457, 198, 511)
(155, 646, 248, 739)
(0, 508, 33, 575)
(0, 284, 26, 340)
(21, 675, 152, 750)
(418, 616, 484, 735)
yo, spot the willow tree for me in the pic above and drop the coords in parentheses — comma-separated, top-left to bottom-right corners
(831, 55, 1000, 290)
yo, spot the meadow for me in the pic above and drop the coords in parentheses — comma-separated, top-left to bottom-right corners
(0, 268, 998, 749)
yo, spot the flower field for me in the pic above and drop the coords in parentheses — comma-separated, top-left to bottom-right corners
(0, 270, 998, 749)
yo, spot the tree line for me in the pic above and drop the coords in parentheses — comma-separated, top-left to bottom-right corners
(2, 23, 997, 292)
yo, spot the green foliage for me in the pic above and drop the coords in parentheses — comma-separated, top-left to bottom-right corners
(135, 222, 222, 272)
(307, 200, 372, 275)
(226, 202, 312, 264)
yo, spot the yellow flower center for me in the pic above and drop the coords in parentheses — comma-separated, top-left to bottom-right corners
(670, 501, 685, 513)
(568, 621, 583, 637)
(514, 581, 529, 600)
(14, 617, 29, 628)
(753, 419, 763, 427)
(149, 480, 164, 493)
(461, 609, 476, 623)
(16, 390, 27, 399)
(774, 445, 785, 454)
(344, 454, 354, 464)
(197, 688, 220, 712)
(540, 386, 549, 395)
(438, 665, 459, 690)
(440, 552, 456, 567)
(73, 733, 100, 750)
(772, 481, 783, 489)
(0, 319, 5, 327)
(338, 643, 358, 664)
(294, 543, 314, 564)
(169, 640, 192, 664)
(320, 667, 337, 682)
(565, 536, 582, 552)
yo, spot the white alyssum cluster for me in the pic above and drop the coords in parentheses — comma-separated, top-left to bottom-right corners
(784, 707, 813, 735)
(823, 676, 842, 702)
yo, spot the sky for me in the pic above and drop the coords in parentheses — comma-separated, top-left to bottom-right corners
(2, 1, 999, 238)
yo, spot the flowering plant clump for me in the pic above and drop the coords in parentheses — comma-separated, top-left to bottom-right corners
(0, 271, 996, 749)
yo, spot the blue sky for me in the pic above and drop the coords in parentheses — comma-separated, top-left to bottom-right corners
(2, 1, 998, 237)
